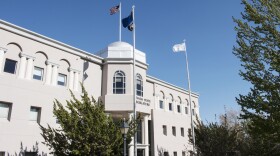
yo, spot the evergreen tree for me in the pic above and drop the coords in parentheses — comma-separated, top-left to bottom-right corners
(40, 86, 135, 156)
(233, 0, 280, 155)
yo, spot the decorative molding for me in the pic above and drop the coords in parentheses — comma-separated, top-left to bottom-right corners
(0, 47, 8, 53)
(68, 67, 81, 73)
(46, 60, 60, 67)
(20, 53, 36, 60)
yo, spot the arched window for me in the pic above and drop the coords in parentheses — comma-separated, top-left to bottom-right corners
(113, 70, 126, 94)
(136, 74, 143, 97)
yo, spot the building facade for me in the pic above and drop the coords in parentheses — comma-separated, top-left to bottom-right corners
(0, 20, 199, 156)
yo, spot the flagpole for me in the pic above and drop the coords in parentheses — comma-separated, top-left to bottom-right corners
(132, 5, 137, 156)
(119, 2, 122, 42)
(184, 39, 196, 153)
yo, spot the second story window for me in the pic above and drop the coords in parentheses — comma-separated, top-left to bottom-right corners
(57, 73, 67, 86)
(4, 59, 17, 74)
(159, 100, 164, 109)
(172, 126, 176, 136)
(136, 74, 143, 97)
(33, 67, 44, 81)
(113, 70, 125, 94)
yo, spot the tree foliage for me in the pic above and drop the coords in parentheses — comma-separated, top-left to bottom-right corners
(40, 86, 137, 156)
(194, 111, 245, 156)
(233, 0, 280, 154)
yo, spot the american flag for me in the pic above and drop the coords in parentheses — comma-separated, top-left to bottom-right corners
(110, 5, 120, 15)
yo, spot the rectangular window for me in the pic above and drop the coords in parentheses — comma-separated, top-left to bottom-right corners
(29, 106, 41, 124)
(173, 152, 177, 156)
(172, 126, 176, 136)
(192, 109, 195, 116)
(181, 127, 184, 137)
(163, 152, 169, 156)
(182, 151, 186, 156)
(0, 102, 12, 121)
(57, 73, 67, 86)
(177, 105, 181, 113)
(33, 67, 44, 81)
(163, 125, 167, 135)
(188, 128, 192, 137)
(169, 103, 172, 111)
(185, 107, 188, 114)
(4, 59, 17, 74)
(137, 121, 143, 144)
(0, 152, 5, 156)
(159, 100, 164, 109)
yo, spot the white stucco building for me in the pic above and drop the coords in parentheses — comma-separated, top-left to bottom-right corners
(0, 20, 199, 156)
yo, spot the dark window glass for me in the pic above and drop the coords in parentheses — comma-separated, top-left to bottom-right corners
(181, 127, 184, 136)
(185, 107, 188, 114)
(4, 59, 17, 74)
(177, 105, 181, 113)
(159, 100, 164, 109)
(136, 74, 143, 97)
(113, 71, 125, 94)
(137, 121, 142, 144)
(172, 126, 176, 136)
(169, 103, 172, 111)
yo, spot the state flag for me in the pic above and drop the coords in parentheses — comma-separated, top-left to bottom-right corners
(110, 5, 120, 15)
(173, 43, 186, 52)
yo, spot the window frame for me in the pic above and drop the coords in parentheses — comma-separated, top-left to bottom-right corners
(163, 125, 167, 136)
(172, 126, 176, 136)
(185, 106, 188, 114)
(4, 58, 17, 74)
(169, 103, 172, 111)
(29, 106, 41, 124)
(181, 127, 185, 137)
(159, 100, 164, 109)
(177, 105, 181, 113)
(136, 74, 143, 97)
(113, 70, 126, 94)
(33, 66, 44, 81)
(0, 102, 12, 121)
(57, 73, 67, 86)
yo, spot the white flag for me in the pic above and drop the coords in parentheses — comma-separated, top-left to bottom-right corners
(172, 43, 186, 52)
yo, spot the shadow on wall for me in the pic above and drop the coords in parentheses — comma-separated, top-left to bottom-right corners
(157, 146, 169, 156)
(7, 142, 47, 156)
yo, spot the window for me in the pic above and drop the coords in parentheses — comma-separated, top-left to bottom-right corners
(163, 125, 167, 135)
(182, 151, 186, 156)
(181, 127, 184, 137)
(113, 70, 125, 94)
(159, 100, 164, 109)
(169, 103, 172, 111)
(188, 128, 192, 137)
(137, 121, 143, 144)
(163, 152, 169, 156)
(0, 102, 11, 121)
(185, 107, 188, 114)
(29, 106, 41, 124)
(33, 67, 44, 81)
(192, 109, 195, 116)
(172, 126, 176, 136)
(173, 152, 177, 156)
(57, 73, 67, 86)
(136, 74, 143, 97)
(177, 105, 181, 113)
(0, 152, 5, 156)
(4, 59, 17, 74)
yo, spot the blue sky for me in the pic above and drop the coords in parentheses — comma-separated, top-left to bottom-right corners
(0, 1, 250, 122)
